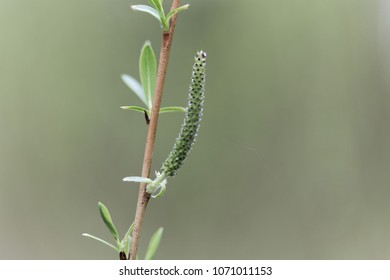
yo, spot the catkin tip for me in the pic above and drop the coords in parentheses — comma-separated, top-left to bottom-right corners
(196, 51, 207, 60)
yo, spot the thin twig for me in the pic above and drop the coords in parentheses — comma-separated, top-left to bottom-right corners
(129, 0, 181, 260)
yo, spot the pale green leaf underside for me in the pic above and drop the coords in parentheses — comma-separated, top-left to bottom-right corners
(145, 227, 164, 260)
(159, 106, 186, 113)
(121, 74, 146, 105)
(121, 106, 187, 116)
(121, 106, 185, 115)
(121, 105, 149, 114)
(123, 176, 153, 184)
(131, 5, 160, 22)
(82, 233, 119, 252)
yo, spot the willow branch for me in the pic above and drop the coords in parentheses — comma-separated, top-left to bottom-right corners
(129, 0, 181, 260)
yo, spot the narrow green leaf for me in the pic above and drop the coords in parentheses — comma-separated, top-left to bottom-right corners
(123, 176, 153, 184)
(131, 5, 161, 22)
(121, 74, 147, 105)
(145, 227, 164, 260)
(120, 105, 149, 115)
(124, 222, 135, 240)
(82, 233, 119, 252)
(125, 235, 132, 257)
(139, 41, 157, 110)
(165, 4, 190, 24)
(98, 202, 120, 245)
(120, 234, 130, 256)
(159, 106, 187, 113)
(121, 222, 135, 256)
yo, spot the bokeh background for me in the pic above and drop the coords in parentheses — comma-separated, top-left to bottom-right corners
(1, 0, 390, 259)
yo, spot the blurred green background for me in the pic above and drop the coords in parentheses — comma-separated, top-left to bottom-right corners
(1, 0, 390, 259)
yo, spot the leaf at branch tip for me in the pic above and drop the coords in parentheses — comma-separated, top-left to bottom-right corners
(139, 41, 157, 111)
(159, 106, 187, 113)
(148, 0, 164, 14)
(145, 227, 164, 260)
(131, 5, 161, 22)
(98, 202, 120, 244)
(166, 4, 190, 23)
(123, 176, 153, 184)
(82, 233, 119, 252)
(120, 105, 149, 115)
(121, 74, 146, 105)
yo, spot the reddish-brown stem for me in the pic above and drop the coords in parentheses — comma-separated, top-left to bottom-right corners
(129, 0, 181, 260)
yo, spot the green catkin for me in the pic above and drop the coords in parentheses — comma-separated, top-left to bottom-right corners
(145, 50, 207, 196)
(161, 51, 207, 177)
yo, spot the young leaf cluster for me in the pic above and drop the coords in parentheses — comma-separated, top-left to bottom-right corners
(82, 202, 163, 260)
(132, 0, 189, 32)
(121, 41, 185, 120)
